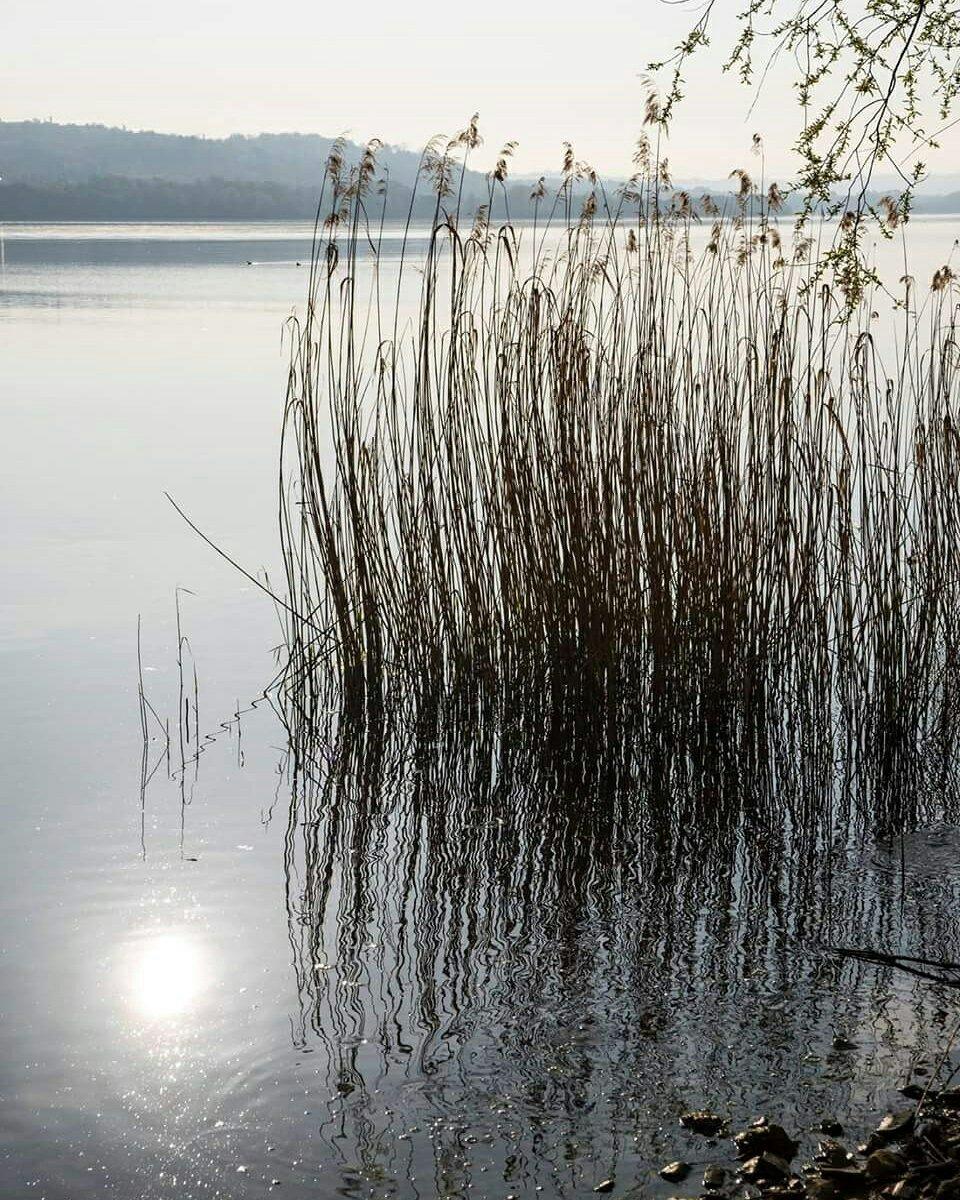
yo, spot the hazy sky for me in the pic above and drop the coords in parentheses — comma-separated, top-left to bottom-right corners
(4, 0, 957, 181)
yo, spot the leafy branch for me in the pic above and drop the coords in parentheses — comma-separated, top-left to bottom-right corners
(650, 0, 960, 302)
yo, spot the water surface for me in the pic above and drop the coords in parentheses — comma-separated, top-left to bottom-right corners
(2, 220, 960, 1200)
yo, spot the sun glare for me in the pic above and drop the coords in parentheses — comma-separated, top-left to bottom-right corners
(129, 932, 207, 1021)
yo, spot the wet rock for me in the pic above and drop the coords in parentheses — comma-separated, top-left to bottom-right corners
(913, 1118, 942, 1140)
(817, 1120, 844, 1137)
(890, 1180, 920, 1200)
(740, 1153, 792, 1183)
(734, 1123, 799, 1162)
(593, 1180, 615, 1193)
(815, 1139, 853, 1167)
(703, 1166, 726, 1189)
(681, 1112, 726, 1137)
(806, 1179, 840, 1200)
(865, 1148, 906, 1182)
(817, 1166, 867, 1191)
(901, 1084, 927, 1101)
(831, 1035, 857, 1052)
(660, 1162, 691, 1183)
(936, 1089, 960, 1111)
(936, 1177, 960, 1200)
(877, 1109, 916, 1142)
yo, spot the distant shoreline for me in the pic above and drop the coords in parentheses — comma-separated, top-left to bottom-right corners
(6, 120, 960, 225)
(5, 181, 960, 224)
(4, 209, 960, 228)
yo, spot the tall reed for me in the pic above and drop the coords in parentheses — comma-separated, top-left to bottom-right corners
(278, 135, 960, 803)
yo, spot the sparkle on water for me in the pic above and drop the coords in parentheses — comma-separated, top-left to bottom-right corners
(127, 931, 207, 1021)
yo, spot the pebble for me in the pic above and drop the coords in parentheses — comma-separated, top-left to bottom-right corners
(680, 1111, 725, 1136)
(877, 1109, 916, 1142)
(806, 1180, 840, 1200)
(818, 1165, 866, 1186)
(865, 1148, 906, 1181)
(734, 1121, 799, 1161)
(703, 1165, 726, 1189)
(814, 1138, 852, 1167)
(740, 1152, 792, 1182)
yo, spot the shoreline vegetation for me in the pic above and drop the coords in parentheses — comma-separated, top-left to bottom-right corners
(279, 130, 960, 753)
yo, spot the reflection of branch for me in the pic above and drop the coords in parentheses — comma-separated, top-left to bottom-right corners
(828, 945, 960, 987)
(137, 614, 171, 860)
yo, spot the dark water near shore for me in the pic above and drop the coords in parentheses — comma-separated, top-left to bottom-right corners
(3, 220, 960, 1200)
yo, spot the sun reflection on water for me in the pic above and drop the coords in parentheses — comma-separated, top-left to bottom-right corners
(128, 931, 208, 1021)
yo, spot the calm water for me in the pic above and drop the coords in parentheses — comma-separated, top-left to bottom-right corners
(3, 219, 960, 1200)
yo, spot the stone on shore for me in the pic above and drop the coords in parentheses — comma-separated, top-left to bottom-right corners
(680, 1111, 725, 1136)
(734, 1121, 800, 1161)
(876, 1110, 916, 1142)
(740, 1152, 793, 1183)
(703, 1165, 726, 1189)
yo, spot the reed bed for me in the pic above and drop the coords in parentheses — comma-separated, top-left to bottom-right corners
(277, 136, 960, 802)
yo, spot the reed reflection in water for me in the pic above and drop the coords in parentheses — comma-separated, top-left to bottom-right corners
(263, 135, 960, 1191)
(273, 685, 960, 1195)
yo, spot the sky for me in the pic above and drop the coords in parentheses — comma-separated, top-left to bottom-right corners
(4, 0, 958, 183)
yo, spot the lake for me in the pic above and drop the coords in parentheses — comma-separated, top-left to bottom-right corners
(3, 218, 960, 1200)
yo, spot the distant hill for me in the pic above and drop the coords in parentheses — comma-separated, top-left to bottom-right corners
(0, 120, 440, 190)
(0, 120, 497, 220)
(0, 121, 606, 221)
(0, 175, 345, 220)
(0, 121, 958, 221)
(0, 173, 586, 221)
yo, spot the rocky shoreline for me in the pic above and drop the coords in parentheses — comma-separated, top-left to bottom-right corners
(639, 1085, 960, 1200)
